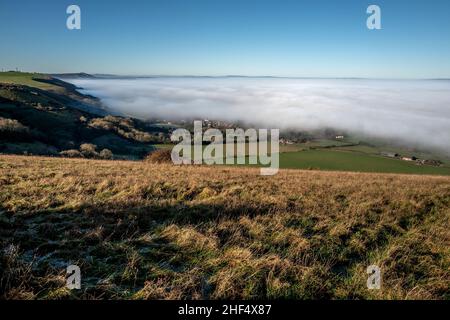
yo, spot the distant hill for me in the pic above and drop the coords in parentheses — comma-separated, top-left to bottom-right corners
(0, 72, 170, 158)
(0, 71, 107, 114)
(51, 72, 97, 79)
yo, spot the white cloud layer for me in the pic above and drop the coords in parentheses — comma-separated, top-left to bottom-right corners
(70, 77, 450, 154)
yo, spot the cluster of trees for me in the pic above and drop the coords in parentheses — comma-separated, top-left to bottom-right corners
(0, 117, 29, 134)
(88, 116, 163, 143)
(0, 117, 35, 142)
(60, 143, 113, 160)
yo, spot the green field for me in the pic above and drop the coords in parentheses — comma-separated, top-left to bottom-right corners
(280, 149, 450, 175)
(154, 143, 450, 175)
(0, 71, 59, 91)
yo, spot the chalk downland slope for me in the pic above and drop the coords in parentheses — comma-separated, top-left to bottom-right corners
(0, 73, 170, 158)
(0, 155, 449, 299)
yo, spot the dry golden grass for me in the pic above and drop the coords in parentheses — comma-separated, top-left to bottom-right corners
(145, 149, 173, 164)
(0, 155, 449, 299)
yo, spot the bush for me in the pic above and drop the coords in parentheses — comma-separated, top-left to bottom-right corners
(88, 118, 114, 131)
(145, 149, 173, 164)
(80, 143, 98, 158)
(88, 116, 157, 143)
(61, 147, 112, 160)
(0, 117, 29, 133)
(0, 117, 31, 142)
(60, 149, 84, 158)
(99, 149, 113, 160)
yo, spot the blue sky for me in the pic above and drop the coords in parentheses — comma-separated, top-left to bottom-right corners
(1, 0, 450, 78)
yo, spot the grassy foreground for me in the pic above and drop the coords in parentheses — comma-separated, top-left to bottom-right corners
(0, 155, 449, 299)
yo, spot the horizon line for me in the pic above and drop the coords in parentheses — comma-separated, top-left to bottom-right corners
(54, 72, 450, 81)
(1, 69, 450, 81)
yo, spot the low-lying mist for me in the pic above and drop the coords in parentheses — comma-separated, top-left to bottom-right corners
(69, 77, 450, 154)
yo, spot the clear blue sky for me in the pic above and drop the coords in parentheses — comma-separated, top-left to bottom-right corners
(1, 0, 449, 78)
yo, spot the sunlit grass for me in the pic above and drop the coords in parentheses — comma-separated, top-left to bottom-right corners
(0, 155, 449, 299)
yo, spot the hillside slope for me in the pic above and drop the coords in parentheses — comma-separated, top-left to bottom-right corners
(0, 72, 106, 114)
(0, 73, 169, 158)
(1, 155, 448, 299)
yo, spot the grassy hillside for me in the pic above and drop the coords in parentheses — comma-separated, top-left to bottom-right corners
(1, 155, 448, 299)
(0, 72, 170, 158)
(0, 71, 109, 115)
(0, 72, 60, 91)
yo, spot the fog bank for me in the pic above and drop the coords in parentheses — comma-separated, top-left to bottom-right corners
(69, 77, 450, 153)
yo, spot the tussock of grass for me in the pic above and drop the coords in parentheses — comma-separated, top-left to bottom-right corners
(0, 155, 449, 299)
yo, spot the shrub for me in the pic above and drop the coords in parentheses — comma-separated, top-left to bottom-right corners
(88, 116, 156, 143)
(145, 149, 173, 164)
(99, 149, 113, 160)
(80, 143, 98, 158)
(88, 118, 114, 131)
(60, 149, 84, 158)
(0, 117, 29, 133)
